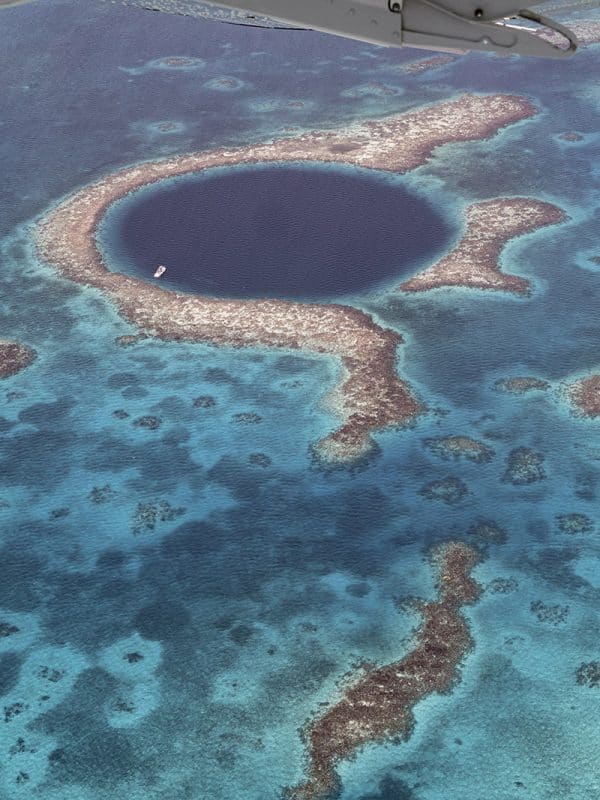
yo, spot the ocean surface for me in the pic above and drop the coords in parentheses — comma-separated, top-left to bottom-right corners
(0, 2, 599, 799)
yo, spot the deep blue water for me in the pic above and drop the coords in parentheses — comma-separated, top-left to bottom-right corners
(101, 163, 453, 300)
(0, 2, 599, 799)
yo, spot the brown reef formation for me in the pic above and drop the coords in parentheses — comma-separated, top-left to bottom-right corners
(568, 375, 600, 418)
(286, 541, 482, 800)
(424, 435, 494, 463)
(36, 93, 536, 461)
(558, 132, 584, 143)
(400, 198, 566, 295)
(400, 54, 457, 74)
(0, 340, 36, 378)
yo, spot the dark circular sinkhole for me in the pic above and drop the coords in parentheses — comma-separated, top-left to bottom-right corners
(100, 163, 454, 301)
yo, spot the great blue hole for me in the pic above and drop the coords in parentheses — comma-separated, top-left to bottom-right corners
(99, 162, 454, 301)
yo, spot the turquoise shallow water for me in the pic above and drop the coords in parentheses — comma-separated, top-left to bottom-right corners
(0, 2, 599, 799)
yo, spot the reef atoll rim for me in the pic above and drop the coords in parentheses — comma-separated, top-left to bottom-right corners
(285, 541, 482, 800)
(36, 93, 538, 462)
(0, 339, 36, 378)
(399, 198, 566, 295)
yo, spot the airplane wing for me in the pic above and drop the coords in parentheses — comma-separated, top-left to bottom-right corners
(110, 0, 592, 57)
(110, 0, 295, 27)
(4, 0, 598, 57)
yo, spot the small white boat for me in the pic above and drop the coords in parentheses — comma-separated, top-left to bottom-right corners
(153, 265, 167, 278)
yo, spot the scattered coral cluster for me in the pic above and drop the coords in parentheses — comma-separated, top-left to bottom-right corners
(576, 661, 600, 688)
(494, 376, 550, 394)
(425, 435, 494, 463)
(468, 520, 508, 548)
(132, 500, 186, 534)
(420, 477, 469, 504)
(530, 600, 569, 625)
(502, 447, 546, 485)
(556, 513, 595, 535)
